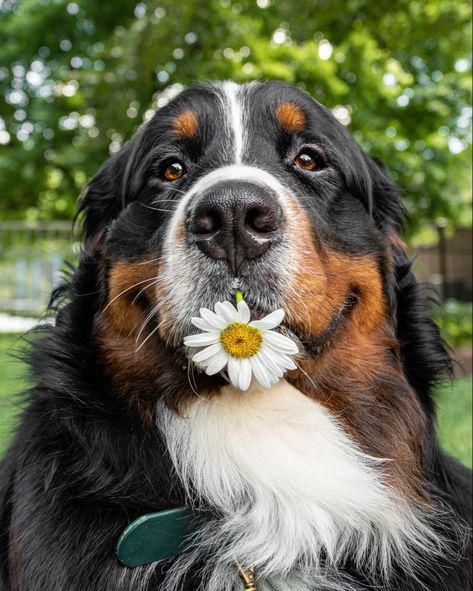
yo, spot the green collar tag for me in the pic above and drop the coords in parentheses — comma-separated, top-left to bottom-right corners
(117, 507, 198, 567)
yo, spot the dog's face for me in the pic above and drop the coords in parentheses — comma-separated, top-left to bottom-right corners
(85, 81, 401, 385)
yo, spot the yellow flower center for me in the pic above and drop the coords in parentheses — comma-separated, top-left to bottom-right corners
(220, 322, 263, 358)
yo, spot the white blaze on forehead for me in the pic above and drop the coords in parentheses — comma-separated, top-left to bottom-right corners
(221, 81, 245, 164)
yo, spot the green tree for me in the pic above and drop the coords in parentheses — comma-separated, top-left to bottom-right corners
(0, 0, 471, 234)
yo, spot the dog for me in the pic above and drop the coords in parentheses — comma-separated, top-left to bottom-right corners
(0, 81, 471, 591)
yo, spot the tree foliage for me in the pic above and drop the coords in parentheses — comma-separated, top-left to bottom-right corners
(0, 0, 471, 234)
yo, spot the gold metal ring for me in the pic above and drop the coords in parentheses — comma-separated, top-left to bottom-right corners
(236, 561, 259, 591)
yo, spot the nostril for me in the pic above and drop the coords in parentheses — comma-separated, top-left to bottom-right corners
(245, 207, 278, 234)
(192, 209, 221, 235)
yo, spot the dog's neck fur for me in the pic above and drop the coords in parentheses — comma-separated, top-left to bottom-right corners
(157, 380, 441, 591)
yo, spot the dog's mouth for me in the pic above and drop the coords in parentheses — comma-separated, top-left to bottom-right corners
(119, 248, 360, 359)
(115, 255, 361, 393)
(171, 283, 358, 363)
(244, 290, 359, 359)
(141, 239, 363, 380)
(162, 286, 360, 395)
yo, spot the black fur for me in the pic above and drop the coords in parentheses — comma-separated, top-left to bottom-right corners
(0, 82, 471, 590)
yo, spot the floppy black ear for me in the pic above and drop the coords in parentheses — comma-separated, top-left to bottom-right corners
(363, 155, 404, 240)
(363, 155, 453, 401)
(76, 134, 142, 245)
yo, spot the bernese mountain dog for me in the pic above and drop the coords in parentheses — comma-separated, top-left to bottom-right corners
(0, 81, 471, 591)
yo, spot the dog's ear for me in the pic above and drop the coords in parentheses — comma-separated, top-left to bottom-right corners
(363, 155, 404, 242)
(362, 155, 409, 311)
(76, 133, 142, 247)
(337, 138, 404, 245)
(364, 155, 453, 390)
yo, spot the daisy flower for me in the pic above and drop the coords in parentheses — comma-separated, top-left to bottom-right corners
(183, 293, 298, 391)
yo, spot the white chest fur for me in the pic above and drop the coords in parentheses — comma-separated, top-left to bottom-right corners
(157, 381, 437, 591)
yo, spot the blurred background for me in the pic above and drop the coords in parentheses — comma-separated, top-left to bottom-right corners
(0, 0, 471, 465)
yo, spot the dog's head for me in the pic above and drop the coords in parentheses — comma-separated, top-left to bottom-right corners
(79, 81, 407, 381)
(76, 81, 450, 463)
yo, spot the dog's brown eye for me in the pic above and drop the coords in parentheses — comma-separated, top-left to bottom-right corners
(162, 161, 184, 182)
(294, 151, 323, 172)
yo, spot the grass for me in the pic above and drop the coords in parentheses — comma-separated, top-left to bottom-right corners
(0, 333, 472, 468)
(0, 333, 31, 451)
(436, 378, 472, 468)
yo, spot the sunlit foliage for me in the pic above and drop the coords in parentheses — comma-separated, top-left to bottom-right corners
(0, 0, 471, 234)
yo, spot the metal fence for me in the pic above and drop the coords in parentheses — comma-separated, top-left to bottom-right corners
(0, 220, 470, 318)
(413, 227, 472, 302)
(0, 221, 78, 316)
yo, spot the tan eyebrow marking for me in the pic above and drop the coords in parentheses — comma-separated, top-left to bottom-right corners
(173, 110, 198, 139)
(275, 101, 305, 133)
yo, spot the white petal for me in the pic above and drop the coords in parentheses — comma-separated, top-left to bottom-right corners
(192, 343, 222, 363)
(250, 355, 273, 389)
(263, 330, 299, 354)
(261, 345, 295, 368)
(237, 300, 251, 323)
(200, 308, 227, 329)
(258, 348, 285, 378)
(238, 358, 252, 391)
(270, 373, 281, 385)
(265, 342, 299, 361)
(266, 350, 297, 371)
(227, 356, 241, 389)
(205, 351, 229, 376)
(184, 332, 220, 347)
(279, 355, 298, 371)
(249, 309, 284, 330)
(215, 301, 239, 323)
(191, 317, 216, 332)
(222, 300, 239, 317)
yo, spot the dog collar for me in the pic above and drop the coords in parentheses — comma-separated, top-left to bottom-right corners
(116, 507, 197, 567)
(117, 507, 259, 590)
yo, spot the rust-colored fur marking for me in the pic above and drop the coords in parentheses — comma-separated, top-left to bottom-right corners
(284, 200, 427, 502)
(284, 199, 386, 339)
(276, 102, 305, 133)
(96, 256, 221, 420)
(106, 259, 159, 336)
(173, 110, 198, 139)
(96, 258, 163, 422)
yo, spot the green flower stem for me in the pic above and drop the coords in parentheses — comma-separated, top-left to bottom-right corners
(235, 289, 244, 304)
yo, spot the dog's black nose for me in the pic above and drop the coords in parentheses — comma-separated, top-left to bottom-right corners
(188, 181, 284, 274)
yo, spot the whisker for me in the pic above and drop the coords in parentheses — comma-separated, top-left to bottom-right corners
(136, 256, 162, 265)
(132, 279, 159, 304)
(135, 322, 161, 351)
(135, 302, 161, 343)
(103, 276, 160, 312)
(293, 359, 319, 393)
(139, 203, 175, 213)
(293, 359, 341, 409)
(187, 361, 201, 398)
